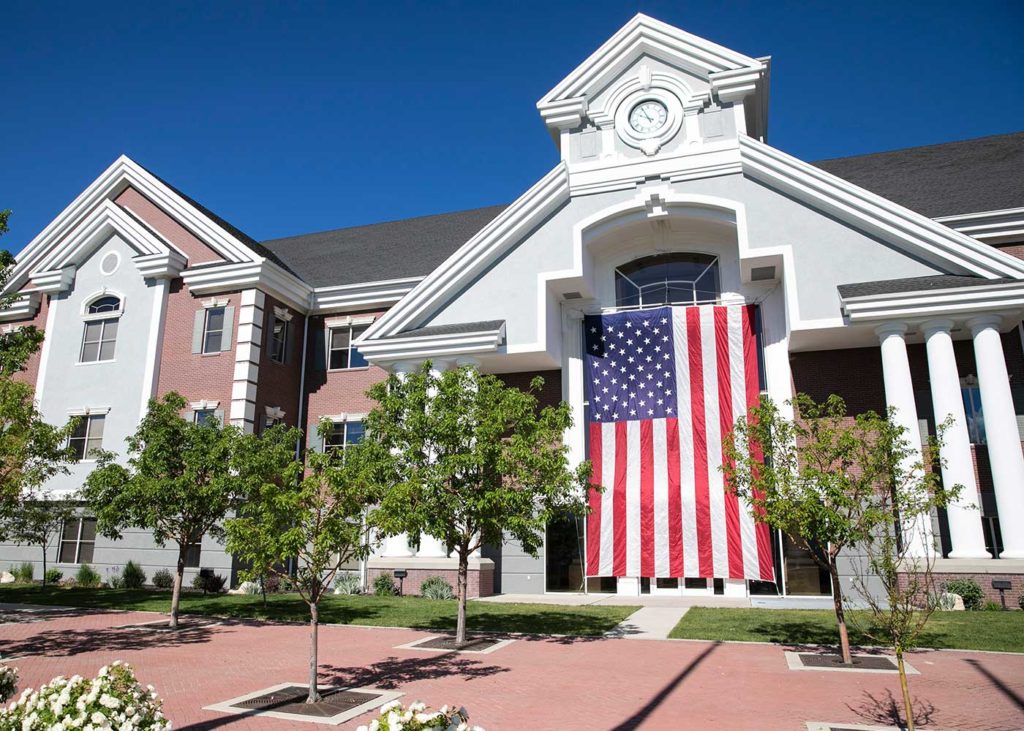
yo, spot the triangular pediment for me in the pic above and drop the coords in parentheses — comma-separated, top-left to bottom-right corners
(537, 14, 767, 132)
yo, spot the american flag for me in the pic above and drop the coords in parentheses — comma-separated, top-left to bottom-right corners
(584, 304, 775, 582)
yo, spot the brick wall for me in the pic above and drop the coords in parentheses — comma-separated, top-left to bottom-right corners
(302, 312, 389, 444)
(8, 292, 49, 388)
(367, 566, 494, 599)
(114, 186, 223, 266)
(498, 370, 563, 409)
(155, 279, 238, 411)
(900, 571, 1023, 607)
(253, 293, 305, 428)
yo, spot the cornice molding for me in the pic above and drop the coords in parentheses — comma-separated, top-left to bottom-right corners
(0, 291, 42, 322)
(364, 163, 571, 339)
(355, 323, 506, 366)
(181, 260, 312, 313)
(738, 136, 1024, 279)
(934, 207, 1024, 246)
(841, 280, 1024, 324)
(312, 276, 423, 314)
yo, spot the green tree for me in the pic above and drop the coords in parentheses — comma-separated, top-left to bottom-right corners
(82, 392, 298, 628)
(722, 394, 953, 665)
(0, 211, 76, 513)
(2, 490, 76, 585)
(846, 417, 955, 731)
(365, 363, 591, 646)
(225, 421, 377, 703)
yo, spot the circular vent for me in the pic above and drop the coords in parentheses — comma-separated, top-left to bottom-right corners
(100, 251, 120, 275)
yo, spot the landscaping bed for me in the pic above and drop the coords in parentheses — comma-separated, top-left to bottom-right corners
(0, 585, 636, 637)
(669, 607, 1024, 653)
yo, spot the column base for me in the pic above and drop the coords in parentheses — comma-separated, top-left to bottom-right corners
(997, 549, 1024, 560)
(947, 549, 993, 560)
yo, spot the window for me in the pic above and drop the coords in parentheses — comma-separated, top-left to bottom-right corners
(80, 296, 121, 363)
(269, 317, 289, 364)
(328, 325, 368, 370)
(962, 385, 986, 444)
(202, 307, 226, 354)
(184, 542, 202, 568)
(58, 518, 97, 564)
(193, 409, 218, 426)
(68, 415, 105, 461)
(614, 253, 720, 309)
(324, 420, 364, 451)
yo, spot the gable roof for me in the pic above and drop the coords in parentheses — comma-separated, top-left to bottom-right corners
(837, 274, 1015, 299)
(813, 132, 1024, 218)
(261, 205, 507, 287)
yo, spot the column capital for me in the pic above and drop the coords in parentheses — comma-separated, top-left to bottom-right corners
(391, 360, 420, 374)
(921, 318, 955, 337)
(454, 356, 480, 369)
(874, 321, 908, 339)
(966, 313, 1003, 335)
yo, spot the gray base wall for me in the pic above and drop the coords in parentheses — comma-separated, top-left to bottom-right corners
(0, 527, 233, 586)
(489, 534, 545, 595)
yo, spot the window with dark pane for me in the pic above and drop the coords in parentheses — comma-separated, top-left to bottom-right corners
(614, 253, 720, 309)
(68, 414, 104, 461)
(202, 307, 226, 353)
(328, 325, 369, 370)
(80, 296, 121, 363)
(270, 317, 288, 363)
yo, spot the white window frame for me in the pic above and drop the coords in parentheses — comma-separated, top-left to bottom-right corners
(79, 294, 124, 364)
(269, 316, 289, 364)
(323, 418, 365, 451)
(613, 254, 721, 310)
(68, 413, 106, 462)
(202, 306, 227, 354)
(58, 517, 97, 564)
(327, 323, 370, 371)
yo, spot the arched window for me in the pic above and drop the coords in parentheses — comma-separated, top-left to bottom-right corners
(614, 253, 720, 309)
(80, 295, 122, 363)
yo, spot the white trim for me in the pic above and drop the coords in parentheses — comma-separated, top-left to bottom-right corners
(841, 281, 1024, 323)
(190, 399, 221, 410)
(365, 164, 570, 339)
(394, 636, 515, 655)
(80, 289, 125, 318)
(264, 405, 286, 420)
(33, 296, 58, 404)
(312, 276, 423, 313)
(201, 296, 231, 309)
(229, 289, 264, 432)
(935, 207, 1024, 245)
(738, 136, 1024, 279)
(182, 260, 311, 313)
(0, 291, 42, 322)
(140, 278, 169, 418)
(67, 406, 111, 416)
(355, 324, 506, 365)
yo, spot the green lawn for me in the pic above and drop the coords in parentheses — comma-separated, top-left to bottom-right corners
(0, 585, 636, 637)
(669, 607, 1024, 653)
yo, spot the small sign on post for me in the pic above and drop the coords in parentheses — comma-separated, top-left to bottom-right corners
(992, 579, 1012, 610)
(393, 569, 408, 596)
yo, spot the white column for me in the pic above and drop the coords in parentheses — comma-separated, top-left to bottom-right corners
(922, 319, 989, 558)
(876, 323, 933, 557)
(968, 315, 1024, 558)
(416, 535, 448, 558)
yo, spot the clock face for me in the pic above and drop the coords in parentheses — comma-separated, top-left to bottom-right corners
(628, 100, 668, 134)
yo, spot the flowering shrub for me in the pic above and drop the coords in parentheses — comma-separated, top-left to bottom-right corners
(0, 661, 170, 730)
(0, 663, 18, 703)
(356, 700, 481, 731)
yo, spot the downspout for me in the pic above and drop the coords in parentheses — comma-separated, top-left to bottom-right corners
(295, 293, 312, 460)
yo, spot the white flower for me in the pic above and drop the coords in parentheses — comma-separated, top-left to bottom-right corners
(99, 694, 121, 709)
(380, 700, 402, 713)
(368, 719, 380, 731)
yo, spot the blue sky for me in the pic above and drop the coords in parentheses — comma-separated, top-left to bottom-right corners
(3, 1, 1022, 254)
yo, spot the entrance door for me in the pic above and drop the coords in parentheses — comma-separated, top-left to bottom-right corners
(545, 515, 585, 592)
(781, 533, 831, 596)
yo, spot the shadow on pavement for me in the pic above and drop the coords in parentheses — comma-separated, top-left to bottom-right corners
(846, 688, 936, 730)
(611, 641, 720, 730)
(0, 622, 219, 658)
(964, 658, 1024, 710)
(321, 651, 511, 690)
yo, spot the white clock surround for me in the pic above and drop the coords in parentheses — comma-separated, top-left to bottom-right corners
(614, 86, 684, 156)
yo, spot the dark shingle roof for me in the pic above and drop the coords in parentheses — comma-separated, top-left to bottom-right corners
(261, 206, 507, 287)
(378, 320, 505, 340)
(814, 132, 1024, 218)
(838, 274, 1017, 299)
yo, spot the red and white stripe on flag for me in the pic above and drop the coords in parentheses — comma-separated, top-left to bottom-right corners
(584, 304, 775, 582)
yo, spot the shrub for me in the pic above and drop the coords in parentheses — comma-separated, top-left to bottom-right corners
(104, 566, 124, 589)
(982, 600, 1004, 611)
(1019, 592, 1024, 611)
(333, 572, 362, 595)
(420, 575, 455, 600)
(238, 580, 261, 595)
(0, 663, 18, 703)
(192, 572, 227, 594)
(122, 560, 147, 589)
(44, 568, 62, 585)
(373, 572, 398, 597)
(75, 563, 102, 588)
(278, 574, 295, 593)
(944, 578, 984, 610)
(12, 563, 33, 583)
(355, 700, 476, 731)
(151, 568, 174, 589)
(0, 661, 169, 730)
(262, 574, 281, 594)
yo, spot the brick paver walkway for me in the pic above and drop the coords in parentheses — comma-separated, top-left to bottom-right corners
(1, 607, 1022, 730)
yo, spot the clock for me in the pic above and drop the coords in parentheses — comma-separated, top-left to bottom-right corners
(628, 100, 668, 134)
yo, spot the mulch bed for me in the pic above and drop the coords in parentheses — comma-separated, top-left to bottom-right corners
(413, 636, 504, 652)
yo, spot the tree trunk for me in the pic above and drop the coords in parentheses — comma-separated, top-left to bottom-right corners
(307, 602, 321, 704)
(40, 543, 47, 587)
(897, 651, 914, 731)
(455, 550, 469, 647)
(169, 544, 187, 629)
(828, 561, 852, 664)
